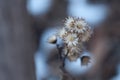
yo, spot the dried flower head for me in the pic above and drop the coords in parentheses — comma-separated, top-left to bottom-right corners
(56, 17, 92, 61)
(64, 33, 78, 47)
(64, 17, 75, 28)
(74, 19, 87, 33)
(67, 46, 82, 61)
(48, 17, 92, 63)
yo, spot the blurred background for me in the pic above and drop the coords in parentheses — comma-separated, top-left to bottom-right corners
(0, 0, 120, 80)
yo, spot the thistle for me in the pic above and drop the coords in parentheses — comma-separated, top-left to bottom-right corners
(48, 17, 92, 67)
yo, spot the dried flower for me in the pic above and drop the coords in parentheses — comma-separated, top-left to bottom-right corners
(57, 17, 92, 61)
(67, 46, 82, 61)
(81, 30, 91, 42)
(64, 17, 75, 28)
(74, 20, 87, 33)
(64, 33, 78, 47)
(49, 17, 92, 62)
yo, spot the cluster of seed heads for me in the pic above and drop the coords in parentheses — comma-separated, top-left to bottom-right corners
(49, 17, 92, 61)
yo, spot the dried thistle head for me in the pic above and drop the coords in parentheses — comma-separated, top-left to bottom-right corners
(57, 17, 92, 61)
(48, 17, 92, 62)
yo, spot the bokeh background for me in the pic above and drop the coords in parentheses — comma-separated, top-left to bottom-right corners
(0, 0, 120, 80)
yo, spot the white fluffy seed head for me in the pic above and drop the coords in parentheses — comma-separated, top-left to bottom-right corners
(55, 17, 92, 61)
(67, 46, 81, 61)
(64, 17, 75, 28)
(64, 33, 78, 47)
